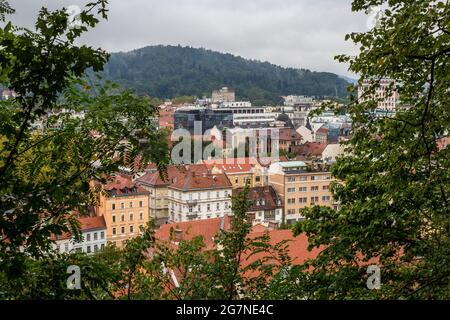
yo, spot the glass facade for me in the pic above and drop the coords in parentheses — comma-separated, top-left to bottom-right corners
(174, 109, 233, 134)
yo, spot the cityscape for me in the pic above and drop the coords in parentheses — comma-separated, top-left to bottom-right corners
(0, 0, 448, 312)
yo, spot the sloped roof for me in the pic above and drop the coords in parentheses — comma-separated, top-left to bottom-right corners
(155, 216, 233, 249)
(169, 172, 232, 191)
(136, 164, 209, 187)
(233, 186, 282, 211)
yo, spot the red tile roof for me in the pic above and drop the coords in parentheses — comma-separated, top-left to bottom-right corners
(51, 215, 106, 241)
(316, 127, 329, 134)
(136, 164, 209, 187)
(155, 216, 232, 249)
(278, 128, 303, 141)
(155, 217, 323, 271)
(206, 163, 253, 174)
(169, 172, 231, 191)
(293, 142, 328, 158)
(103, 174, 148, 195)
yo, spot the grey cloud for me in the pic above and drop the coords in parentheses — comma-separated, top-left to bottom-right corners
(7, 0, 368, 77)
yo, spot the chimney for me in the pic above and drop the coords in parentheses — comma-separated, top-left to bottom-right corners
(174, 228, 183, 242)
(268, 221, 279, 230)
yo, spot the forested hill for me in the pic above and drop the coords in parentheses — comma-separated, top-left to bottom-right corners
(101, 45, 350, 105)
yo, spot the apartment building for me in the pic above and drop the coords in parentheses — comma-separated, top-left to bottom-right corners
(203, 157, 269, 188)
(167, 172, 232, 222)
(51, 216, 107, 254)
(136, 164, 209, 223)
(233, 186, 283, 225)
(268, 161, 337, 225)
(358, 78, 399, 111)
(95, 174, 150, 248)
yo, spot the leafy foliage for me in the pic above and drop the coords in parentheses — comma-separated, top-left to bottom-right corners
(0, 0, 169, 290)
(294, 0, 450, 299)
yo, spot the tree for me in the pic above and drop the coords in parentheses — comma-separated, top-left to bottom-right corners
(293, 0, 450, 299)
(0, 0, 169, 295)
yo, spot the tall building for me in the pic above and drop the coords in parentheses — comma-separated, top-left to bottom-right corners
(167, 172, 232, 222)
(136, 164, 209, 224)
(212, 87, 235, 103)
(358, 78, 399, 111)
(173, 107, 233, 134)
(95, 174, 150, 248)
(268, 161, 337, 225)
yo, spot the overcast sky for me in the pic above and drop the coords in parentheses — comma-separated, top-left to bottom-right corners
(8, 0, 370, 77)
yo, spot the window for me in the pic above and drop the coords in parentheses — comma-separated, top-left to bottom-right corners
(287, 198, 296, 204)
(264, 210, 276, 220)
(94, 245, 98, 252)
(130, 225, 134, 234)
(322, 196, 331, 202)
(311, 196, 319, 203)
(299, 176, 308, 181)
(139, 200, 143, 208)
(311, 186, 319, 191)
(235, 177, 239, 184)
(112, 203, 116, 210)
(112, 227, 116, 236)
(130, 201, 133, 208)
(323, 185, 330, 190)
(287, 177, 296, 182)
(121, 214, 125, 222)
(216, 203, 220, 210)
(100, 231, 105, 239)
(207, 204, 211, 211)
(130, 213, 134, 221)
(121, 226, 125, 234)
(299, 197, 307, 203)
(87, 246, 91, 253)
(287, 209, 296, 215)
(189, 206, 193, 213)
(299, 187, 307, 192)
(310, 176, 315, 181)
(121, 202, 124, 209)
(255, 176, 261, 182)
(287, 187, 296, 193)
(86, 233, 91, 241)
(93, 232, 98, 241)
(139, 212, 143, 220)
(112, 215, 116, 223)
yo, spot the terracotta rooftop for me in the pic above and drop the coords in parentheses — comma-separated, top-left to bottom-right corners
(293, 142, 328, 158)
(207, 163, 254, 174)
(203, 157, 274, 167)
(278, 128, 303, 141)
(169, 172, 232, 191)
(136, 164, 209, 187)
(51, 215, 106, 241)
(316, 127, 329, 134)
(155, 216, 233, 249)
(155, 217, 324, 271)
(103, 174, 148, 196)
